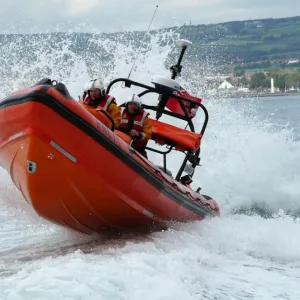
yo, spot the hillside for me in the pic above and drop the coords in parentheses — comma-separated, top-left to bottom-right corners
(1, 16, 300, 80)
(168, 16, 300, 72)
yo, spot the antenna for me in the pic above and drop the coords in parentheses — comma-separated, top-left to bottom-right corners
(170, 39, 193, 80)
(155, 39, 192, 120)
(126, 5, 159, 81)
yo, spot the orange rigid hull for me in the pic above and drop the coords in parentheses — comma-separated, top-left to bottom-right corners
(0, 85, 219, 234)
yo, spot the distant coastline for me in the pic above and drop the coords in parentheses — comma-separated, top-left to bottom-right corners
(204, 91, 300, 99)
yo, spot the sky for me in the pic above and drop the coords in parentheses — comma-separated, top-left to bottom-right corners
(0, 0, 299, 33)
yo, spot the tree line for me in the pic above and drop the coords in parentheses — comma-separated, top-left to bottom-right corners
(229, 70, 300, 91)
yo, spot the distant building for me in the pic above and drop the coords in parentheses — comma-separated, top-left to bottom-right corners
(218, 80, 233, 89)
(238, 87, 250, 92)
(205, 75, 228, 80)
(287, 59, 300, 64)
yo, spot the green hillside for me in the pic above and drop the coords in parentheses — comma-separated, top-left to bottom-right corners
(167, 16, 300, 72)
(1, 16, 299, 78)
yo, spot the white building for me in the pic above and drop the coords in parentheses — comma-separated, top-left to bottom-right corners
(218, 80, 233, 89)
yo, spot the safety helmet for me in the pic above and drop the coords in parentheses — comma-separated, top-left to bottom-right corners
(126, 94, 142, 110)
(83, 81, 91, 92)
(85, 79, 105, 96)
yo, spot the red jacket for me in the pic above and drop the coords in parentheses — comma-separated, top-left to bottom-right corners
(84, 94, 114, 110)
(119, 108, 152, 148)
(82, 94, 121, 128)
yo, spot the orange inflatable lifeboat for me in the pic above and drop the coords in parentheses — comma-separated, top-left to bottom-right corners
(0, 37, 220, 234)
(0, 77, 220, 234)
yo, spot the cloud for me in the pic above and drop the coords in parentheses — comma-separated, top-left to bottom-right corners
(0, 0, 298, 33)
(66, 0, 101, 16)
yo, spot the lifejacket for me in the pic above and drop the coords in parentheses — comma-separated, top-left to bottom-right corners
(83, 94, 115, 111)
(119, 108, 149, 148)
(120, 108, 149, 131)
